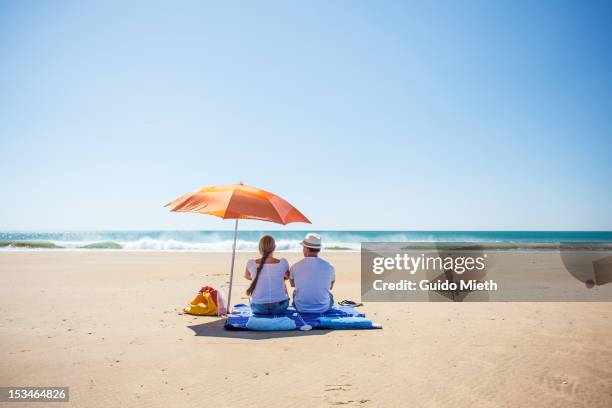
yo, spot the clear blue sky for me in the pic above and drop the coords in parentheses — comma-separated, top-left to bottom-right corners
(1, 0, 610, 231)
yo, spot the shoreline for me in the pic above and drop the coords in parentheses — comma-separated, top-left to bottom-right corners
(3, 241, 612, 253)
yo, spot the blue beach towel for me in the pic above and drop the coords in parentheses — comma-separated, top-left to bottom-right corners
(316, 316, 379, 329)
(246, 316, 296, 331)
(224, 304, 381, 331)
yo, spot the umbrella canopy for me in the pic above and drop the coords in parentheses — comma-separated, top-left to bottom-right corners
(165, 184, 311, 224)
(165, 183, 311, 313)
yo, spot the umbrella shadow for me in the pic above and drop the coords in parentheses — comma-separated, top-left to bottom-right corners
(187, 319, 332, 340)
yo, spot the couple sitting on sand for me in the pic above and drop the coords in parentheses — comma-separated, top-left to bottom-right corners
(244, 233, 334, 315)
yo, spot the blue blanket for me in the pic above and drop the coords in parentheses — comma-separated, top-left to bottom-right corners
(224, 304, 381, 331)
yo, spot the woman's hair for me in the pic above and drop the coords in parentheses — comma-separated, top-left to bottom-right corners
(246, 235, 276, 296)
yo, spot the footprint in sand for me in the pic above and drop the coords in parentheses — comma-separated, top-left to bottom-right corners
(539, 375, 577, 396)
(324, 384, 371, 406)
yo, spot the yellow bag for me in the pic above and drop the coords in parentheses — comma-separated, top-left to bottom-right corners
(183, 291, 218, 316)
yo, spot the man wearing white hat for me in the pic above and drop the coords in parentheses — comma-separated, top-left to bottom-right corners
(289, 233, 336, 313)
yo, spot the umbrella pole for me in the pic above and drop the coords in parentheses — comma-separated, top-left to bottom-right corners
(226, 218, 239, 314)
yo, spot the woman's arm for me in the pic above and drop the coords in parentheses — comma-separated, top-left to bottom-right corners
(244, 260, 253, 280)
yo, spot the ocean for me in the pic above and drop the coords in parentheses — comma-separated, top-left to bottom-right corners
(1, 231, 611, 251)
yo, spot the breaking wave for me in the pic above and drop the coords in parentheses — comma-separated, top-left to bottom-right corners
(1, 231, 611, 252)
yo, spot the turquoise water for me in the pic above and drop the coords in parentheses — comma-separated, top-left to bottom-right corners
(1, 231, 611, 251)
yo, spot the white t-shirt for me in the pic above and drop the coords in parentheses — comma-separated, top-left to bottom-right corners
(290, 257, 335, 313)
(246, 258, 289, 304)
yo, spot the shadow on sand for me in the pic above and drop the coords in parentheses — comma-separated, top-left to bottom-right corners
(187, 318, 332, 340)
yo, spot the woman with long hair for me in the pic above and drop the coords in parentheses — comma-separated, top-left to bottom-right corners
(244, 235, 290, 315)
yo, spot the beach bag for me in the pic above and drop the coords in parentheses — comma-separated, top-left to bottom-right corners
(183, 286, 227, 316)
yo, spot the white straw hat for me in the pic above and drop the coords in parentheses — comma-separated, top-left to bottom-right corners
(301, 233, 322, 249)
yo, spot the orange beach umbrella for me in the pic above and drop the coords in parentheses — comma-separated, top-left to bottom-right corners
(165, 183, 311, 312)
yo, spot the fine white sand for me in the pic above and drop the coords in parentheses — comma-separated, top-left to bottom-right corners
(1, 251, 611, 407)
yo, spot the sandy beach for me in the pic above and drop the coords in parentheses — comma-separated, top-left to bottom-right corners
(1, 251, 611, 407)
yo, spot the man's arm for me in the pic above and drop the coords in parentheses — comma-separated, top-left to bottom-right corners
(330, 280, 335, 290)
